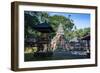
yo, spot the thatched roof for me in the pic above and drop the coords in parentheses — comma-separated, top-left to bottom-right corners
(33, 22, 54, 33)
(81, 34, 90, 40)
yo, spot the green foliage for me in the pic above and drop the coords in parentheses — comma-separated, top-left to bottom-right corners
(49, 15, 75, 39)
(24, 11, 50, 38)
(24, 11, 90, 41)
(24, 11, 75, 39)
(24, 12, 39, 38)
(75, 27, 90, 38)
(64, 27, 90, 40)
(49, 15, 74, 32)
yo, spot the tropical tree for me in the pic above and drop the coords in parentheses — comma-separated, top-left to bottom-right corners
(24, 11, 75, 41)
(49, 15, 75, 40)
(24, 11, 50, 38)
(74, 27, 90, 38)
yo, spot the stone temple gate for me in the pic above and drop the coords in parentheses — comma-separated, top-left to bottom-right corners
(51, 23, 68, 51)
